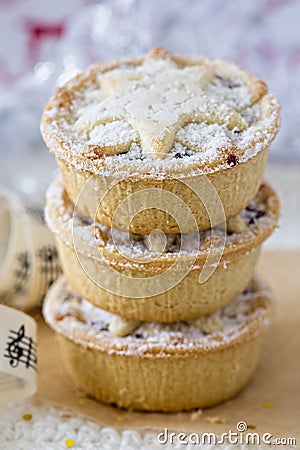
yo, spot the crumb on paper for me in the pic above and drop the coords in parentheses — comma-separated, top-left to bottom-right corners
(22, 413, 32, 421)
(190, 409, 203, 421)
(263, 401, 274, 408)
(206, 416, 227, 424)
(248, 424, 256, 429)
(75, 389, 87, 406)
(65, 438, 75, 448)
(61, 413, 73, 419)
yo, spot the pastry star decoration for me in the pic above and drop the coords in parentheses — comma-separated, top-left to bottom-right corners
(74, 60, 248, 157)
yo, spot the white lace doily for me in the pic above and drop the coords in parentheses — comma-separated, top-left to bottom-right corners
(0, 401, 160, 450)
(0, 401, 293, 450)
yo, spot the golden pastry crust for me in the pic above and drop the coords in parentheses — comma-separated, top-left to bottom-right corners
(55, 149, 269, 234)
(43, 276, 272, 411)
(41, 47, 280, 234)
(45, 179, 279, 321)
(41, 47, 278, 168)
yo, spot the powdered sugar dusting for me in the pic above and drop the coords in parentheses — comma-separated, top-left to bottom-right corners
(87, 120, 138, 148)
(176, 123, 234, 156)
(205, 75, 251, 110)
(43, 276, 271, 356)
(45, 178, 277, 264)
(73, 60, 249, 157)
(42, 50, 280, 178)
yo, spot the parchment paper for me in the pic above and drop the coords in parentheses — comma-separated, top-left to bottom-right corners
(31, 251, 300, 439)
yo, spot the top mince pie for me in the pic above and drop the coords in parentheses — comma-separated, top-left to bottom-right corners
(41, 47, 280, 234)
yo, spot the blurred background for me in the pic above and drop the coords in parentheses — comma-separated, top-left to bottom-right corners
(0, 0, 299, 248)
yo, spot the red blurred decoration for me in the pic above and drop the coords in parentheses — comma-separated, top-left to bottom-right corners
(24, 19, 65, 63)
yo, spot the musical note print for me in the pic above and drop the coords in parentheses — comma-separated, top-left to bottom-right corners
(37, 245, 61, 294)
(8, 252, 31, 296)
(4, 324, 37, 370)
(27, 205, 45, 225)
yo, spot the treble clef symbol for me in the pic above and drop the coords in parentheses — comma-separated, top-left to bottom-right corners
(4, 324, 37, 370)
(6, 325, 25, 368)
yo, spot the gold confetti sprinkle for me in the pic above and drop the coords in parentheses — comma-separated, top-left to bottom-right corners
(22, 414, 32, 421)
(263, 402, 274, 408)
(206, 416, 227, 424)
(190, 409, 203, 421)
(65, 439, 75, 448)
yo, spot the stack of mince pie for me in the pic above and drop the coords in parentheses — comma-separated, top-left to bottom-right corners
(41, 48, 280, 412)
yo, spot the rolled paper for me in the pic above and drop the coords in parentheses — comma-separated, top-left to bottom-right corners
(0, 186, 61, 311)
(0, 305, 37, 405)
